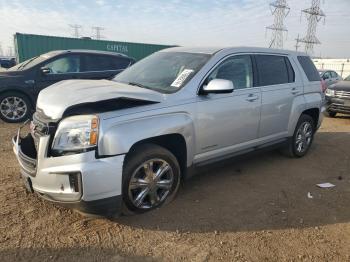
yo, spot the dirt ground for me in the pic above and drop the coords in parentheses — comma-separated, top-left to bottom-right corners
(1, 115, 350, 262)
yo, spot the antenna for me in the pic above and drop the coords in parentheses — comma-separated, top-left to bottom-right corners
(92, 26, 105, 40)
(266, 0, 290, 49)
(69, 24, 82, 38)
(298, 0, 326, 54)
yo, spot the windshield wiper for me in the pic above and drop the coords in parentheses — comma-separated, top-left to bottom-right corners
(127, 82, 150, 89)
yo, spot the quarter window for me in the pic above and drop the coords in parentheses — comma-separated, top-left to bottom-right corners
(297, 56, 320, 82)
(44, 56, 80, 74)
(255, 55, 291, 86)
(207, 55, 253, 89)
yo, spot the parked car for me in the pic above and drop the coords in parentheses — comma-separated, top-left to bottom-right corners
(0, 50, 135, 123)
(318, 69, 342, 87)
(13, 47, 324, 216)
(325, 74, 350, 117)
(0, 58, 16, 69)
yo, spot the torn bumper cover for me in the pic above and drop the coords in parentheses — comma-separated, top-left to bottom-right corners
(12, 131, 125, 216)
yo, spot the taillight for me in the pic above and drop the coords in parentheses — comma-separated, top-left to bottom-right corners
(320, 79, 327, 93)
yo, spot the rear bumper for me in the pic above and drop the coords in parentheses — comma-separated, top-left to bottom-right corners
(12, 133, 125, 216)
(325, 96, 350, 114)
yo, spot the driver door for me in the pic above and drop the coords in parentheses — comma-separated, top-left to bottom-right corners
(194, 55, 261, 163)
(35, 55, 82, 94)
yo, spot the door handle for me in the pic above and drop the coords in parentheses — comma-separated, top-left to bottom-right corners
(246, 94, 259, 102)
(291, 87, 300, 95)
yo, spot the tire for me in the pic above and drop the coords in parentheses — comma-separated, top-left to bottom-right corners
(327, 111, 337, 118)
(122, 144, 181, 214)
(0, 92, 32, 123)
(282, 114, 315, 158)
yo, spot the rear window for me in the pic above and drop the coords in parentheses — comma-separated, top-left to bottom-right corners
(297, 56, 320, 82)
(255, 55, 293, 86)
(84, 55, 131, 72)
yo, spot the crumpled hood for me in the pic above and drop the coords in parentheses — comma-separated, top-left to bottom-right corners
(37, 79, 164, 120)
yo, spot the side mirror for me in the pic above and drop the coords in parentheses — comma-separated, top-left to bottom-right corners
(41, 67, 51, 75)
(201, 79, 234, 94)
(322, 75, 329, 80)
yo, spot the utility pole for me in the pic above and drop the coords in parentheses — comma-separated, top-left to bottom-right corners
(0, 42, 3, 56)
(69, 24, 82, 38)
(92, 26, 105, 40)
(298, 0, 325, 55)
(266, 0, 290, 49)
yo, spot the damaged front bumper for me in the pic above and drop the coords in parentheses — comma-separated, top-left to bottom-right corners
(12, 126, 125, 216)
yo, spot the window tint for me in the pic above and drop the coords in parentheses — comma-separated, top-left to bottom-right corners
(44, 56, 80, 74)
(323, 71, 331, 79)
(297, 56, 320, 81)
(285, 57, 295, 82)
(255, 55, 289, 86)
(84, 55, 130, 71)
(207, 55, 253, 89)
(330, 71, 338, 78)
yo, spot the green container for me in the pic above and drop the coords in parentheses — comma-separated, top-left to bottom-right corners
(14, 33, 175, 63)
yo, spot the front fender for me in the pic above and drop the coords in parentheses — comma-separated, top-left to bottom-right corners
(98, 113, 195, 166)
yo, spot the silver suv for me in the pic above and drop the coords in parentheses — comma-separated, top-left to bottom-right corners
(13, 47, 325, 216)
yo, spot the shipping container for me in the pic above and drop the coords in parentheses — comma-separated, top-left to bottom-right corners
(14, 33, 175, 63)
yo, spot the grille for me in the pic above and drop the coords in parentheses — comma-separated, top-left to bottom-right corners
(335, 90, 350, 99)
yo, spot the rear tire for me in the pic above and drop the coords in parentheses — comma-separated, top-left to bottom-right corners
(122, 144, 181, 215)
(0, 92, 32, 123)
(282, 114, 315, 158)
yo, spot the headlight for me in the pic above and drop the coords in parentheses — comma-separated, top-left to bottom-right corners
(52, 115, 99, 152)
(325, 88, 335, 97)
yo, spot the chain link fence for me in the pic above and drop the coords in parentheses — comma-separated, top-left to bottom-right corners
(313, 59, 350, 78)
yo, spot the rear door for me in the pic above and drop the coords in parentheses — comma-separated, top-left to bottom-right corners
(35, 54, 82, 94)
(255, 54, 298, 139)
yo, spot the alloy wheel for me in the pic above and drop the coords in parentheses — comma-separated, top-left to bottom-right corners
(128, 158, 174, 209)
(0, 96, 28, 121)
(295, 122, 313, 153)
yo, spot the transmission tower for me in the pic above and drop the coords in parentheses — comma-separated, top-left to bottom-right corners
(69, 24, 82, 38)
(298, 0, 325, 54)
(92, 26, 105, 40)
(266, 0, 290, 49)
(0, 42, 3, 56)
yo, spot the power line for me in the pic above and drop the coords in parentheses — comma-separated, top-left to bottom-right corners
(298, 0, 326, 54)
(92, 26, 105, 40)
(266, 0, 290, 49)
(69, 24, 82, 38)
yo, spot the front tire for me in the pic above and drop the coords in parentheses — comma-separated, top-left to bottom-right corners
(0, 92, 32, 123)
(122, 144, 181, 214)
(283, 114, 315, 158)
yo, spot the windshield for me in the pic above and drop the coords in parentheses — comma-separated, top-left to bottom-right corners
(345, 75, 350, 81)
(8, 54, 50, 71)
(113, 52, 211, 93)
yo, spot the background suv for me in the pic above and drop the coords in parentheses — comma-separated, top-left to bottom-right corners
(0, 50, 135, 122)
(13, 47, 324, 216)
(325, 74, 350, 117)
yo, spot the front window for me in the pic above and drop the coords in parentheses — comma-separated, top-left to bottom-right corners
(44, 56, 80, 74)
(113, 52, 211, 93)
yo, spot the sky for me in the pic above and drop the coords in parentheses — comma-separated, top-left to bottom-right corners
(0, 0, 349, 58)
